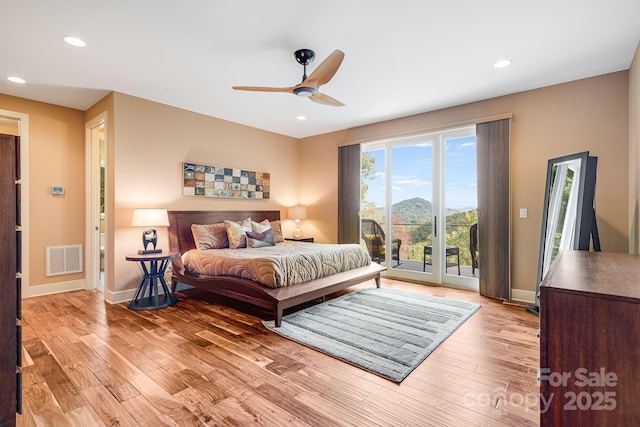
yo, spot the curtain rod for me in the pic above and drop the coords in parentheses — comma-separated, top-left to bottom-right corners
(336, 113, 513, 147)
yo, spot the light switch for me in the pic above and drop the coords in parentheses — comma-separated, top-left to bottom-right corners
(519, 208, 528, 218)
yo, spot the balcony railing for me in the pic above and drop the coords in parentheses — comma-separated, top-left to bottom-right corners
(373, 222, 479, 278)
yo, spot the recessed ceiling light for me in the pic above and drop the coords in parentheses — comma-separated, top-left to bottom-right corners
(63, 36, 86, 47)
(7, 76, 26, 84)
(494, 59, 512, 69)
(296, 115, 306, 121)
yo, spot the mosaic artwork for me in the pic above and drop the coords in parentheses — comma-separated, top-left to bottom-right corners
(183, 162, 270, 199)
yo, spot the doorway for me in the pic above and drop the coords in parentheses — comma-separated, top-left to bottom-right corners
(361, 126, 479, 290)
(85, 113, 107, 292)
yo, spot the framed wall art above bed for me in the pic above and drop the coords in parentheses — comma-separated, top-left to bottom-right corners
(182, 162, 270, 199)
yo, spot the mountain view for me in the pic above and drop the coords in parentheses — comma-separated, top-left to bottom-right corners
(379, 197, 473, 225)
(366, 197, 478, 265)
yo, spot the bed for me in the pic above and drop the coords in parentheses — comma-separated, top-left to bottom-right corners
(168, 210, 386, 326)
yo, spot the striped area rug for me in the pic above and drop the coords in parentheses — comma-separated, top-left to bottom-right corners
(263, 287, 480, 382)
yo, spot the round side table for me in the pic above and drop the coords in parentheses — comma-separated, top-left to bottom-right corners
(125, 251, 179, 310)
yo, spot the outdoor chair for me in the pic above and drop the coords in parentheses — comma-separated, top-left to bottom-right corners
(470, 223, 478, 274)
(361, 219, 402, 267)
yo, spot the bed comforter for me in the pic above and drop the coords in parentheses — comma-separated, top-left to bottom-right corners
(182, 241, 371, 288)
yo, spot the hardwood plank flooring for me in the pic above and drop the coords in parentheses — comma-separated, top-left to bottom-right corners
(18, 278, 540, 426)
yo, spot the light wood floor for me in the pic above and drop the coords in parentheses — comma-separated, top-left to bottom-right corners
(18, 278, 540, 426)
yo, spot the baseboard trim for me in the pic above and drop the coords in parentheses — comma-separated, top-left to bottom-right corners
(24, 277, 194, 304)
(25, 279, 86, 298)
(105, 288, 138, 305)
(105, 281, 193, 305)
(510, 289, 535, 304)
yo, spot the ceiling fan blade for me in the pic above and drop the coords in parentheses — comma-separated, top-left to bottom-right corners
(310, 92, 344, 107)
(303, 50, 345, 88)
(232, 86, 294, 93)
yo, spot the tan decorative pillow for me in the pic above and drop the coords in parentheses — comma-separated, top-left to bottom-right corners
(252, 218, 271, 233)
(270, 220, 284, 243)
(224, 217, 252, 249)
(191, 223, 228, 250)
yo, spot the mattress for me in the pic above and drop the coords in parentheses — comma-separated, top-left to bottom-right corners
(182, 241, 371, 288)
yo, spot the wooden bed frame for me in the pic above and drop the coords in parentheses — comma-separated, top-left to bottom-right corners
(167, 210, 386, 326)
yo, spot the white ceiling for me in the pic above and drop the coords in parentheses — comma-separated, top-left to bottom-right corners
(1, 1, 639, 139)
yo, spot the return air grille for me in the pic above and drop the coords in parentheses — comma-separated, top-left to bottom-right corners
(46, 244, 83, 276)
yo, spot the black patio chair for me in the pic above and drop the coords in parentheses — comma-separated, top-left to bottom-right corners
(361, 219, 401, 267)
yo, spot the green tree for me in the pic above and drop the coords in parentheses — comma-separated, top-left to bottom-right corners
(360, 152, 380, 221)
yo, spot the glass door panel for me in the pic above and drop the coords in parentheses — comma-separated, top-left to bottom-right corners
(444, 134, 478, 281)
(390, 142, 434, 276)
(360, 148, 387, 265)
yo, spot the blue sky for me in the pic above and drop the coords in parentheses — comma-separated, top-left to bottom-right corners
(364, 135, 477, 210)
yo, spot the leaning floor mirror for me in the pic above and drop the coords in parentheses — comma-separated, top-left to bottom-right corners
(527, 151, 599, 316)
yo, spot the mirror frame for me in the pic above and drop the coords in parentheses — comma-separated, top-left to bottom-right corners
(528, 151, 598, 315)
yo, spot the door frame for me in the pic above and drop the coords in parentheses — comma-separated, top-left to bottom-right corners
(85, 112, 108, 292)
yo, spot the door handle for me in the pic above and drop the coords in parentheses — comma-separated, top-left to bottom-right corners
(434, 216, 437, 238)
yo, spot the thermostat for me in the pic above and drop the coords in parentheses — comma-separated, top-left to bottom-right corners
(51, 186, 65, 195)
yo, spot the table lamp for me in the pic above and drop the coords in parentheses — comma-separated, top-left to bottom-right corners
(288, 206, 307, 239)
(132, 208, 169, 254)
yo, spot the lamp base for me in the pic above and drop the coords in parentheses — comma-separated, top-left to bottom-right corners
(138, 249, 163, 255)
(292, 226, 304, 239)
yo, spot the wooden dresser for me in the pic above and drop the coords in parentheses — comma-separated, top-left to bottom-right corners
(540, 250, 640, 425)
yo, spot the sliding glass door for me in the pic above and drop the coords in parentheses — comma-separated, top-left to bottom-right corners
(361, 126, 478, 289)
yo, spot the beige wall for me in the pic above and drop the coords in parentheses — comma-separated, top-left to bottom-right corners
(1, 91, 300, 299)
(108, 93, 299, 296)
(299, 71, 630, 294)
(1, 68, 633, 301)
(630, 42, 640, 254)
(0, 94, 86, 289)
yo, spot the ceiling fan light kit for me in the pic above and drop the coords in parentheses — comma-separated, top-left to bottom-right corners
(232, 48, 345, 107)
(293, 87, 317, 97)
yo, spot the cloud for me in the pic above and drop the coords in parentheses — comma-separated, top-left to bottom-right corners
(461, 142, 476, 148)
(469, 182, 477, 187)
(392, 175, 431, 187)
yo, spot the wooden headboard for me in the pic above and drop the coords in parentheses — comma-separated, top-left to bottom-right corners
(168, 210, 281, 254)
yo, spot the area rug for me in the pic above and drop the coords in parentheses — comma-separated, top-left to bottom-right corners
(262, 287, 480, 382)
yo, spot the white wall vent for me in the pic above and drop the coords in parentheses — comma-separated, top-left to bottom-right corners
(46, 244, 83, 276)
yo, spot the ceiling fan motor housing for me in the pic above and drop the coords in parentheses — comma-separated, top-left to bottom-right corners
(294, 49, 315, 65)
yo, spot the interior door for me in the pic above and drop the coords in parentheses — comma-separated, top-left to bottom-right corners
(86, 115, 107, 292)
(0, 134, 20, 423)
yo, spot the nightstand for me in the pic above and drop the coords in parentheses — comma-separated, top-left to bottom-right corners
(125, 251, 179, 310)
(285, 237, 314, 243)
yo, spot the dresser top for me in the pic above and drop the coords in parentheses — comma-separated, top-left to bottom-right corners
(541, 251, 640, 301)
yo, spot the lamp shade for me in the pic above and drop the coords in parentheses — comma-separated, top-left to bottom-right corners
(288, 206, 307, 220)
(132, 208, 169, 227)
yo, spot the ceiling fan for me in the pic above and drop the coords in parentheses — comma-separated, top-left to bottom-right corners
(232, 49, 345, 107)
